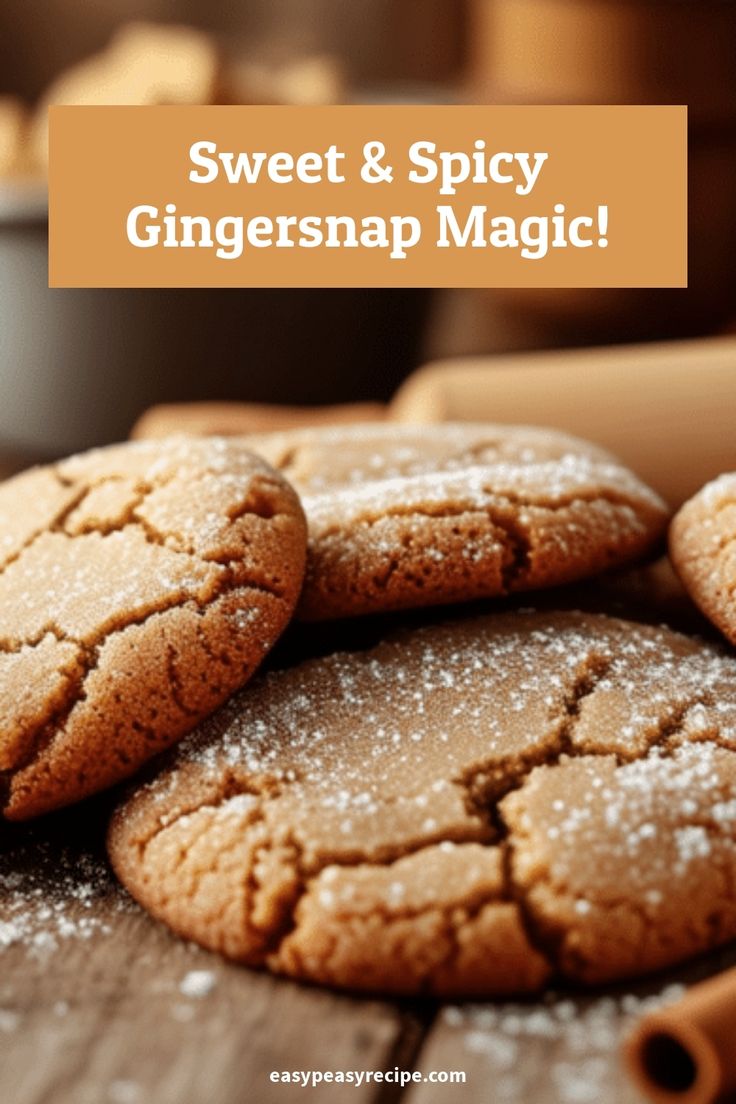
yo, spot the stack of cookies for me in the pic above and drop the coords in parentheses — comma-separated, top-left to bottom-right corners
(4, 423, 736, 997)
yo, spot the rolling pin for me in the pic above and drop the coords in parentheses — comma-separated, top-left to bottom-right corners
(131, 400, 387, 440)
(390, 336, 736, 507)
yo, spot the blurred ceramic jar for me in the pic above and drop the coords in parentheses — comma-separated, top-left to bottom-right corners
(469, 0, 736, 347)
(0, 185, 429, 457)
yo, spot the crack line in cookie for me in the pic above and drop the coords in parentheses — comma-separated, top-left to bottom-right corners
(309, 488, 653, 538)
(496, 735, 736, 980)
(0, 478, 88, 578)
(0, 575, 283, 806)
(132, 780, 509, 979)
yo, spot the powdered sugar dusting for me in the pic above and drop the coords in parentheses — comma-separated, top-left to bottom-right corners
(167, 611, 736, 805)
(0, 836, 133, 959)
(252, 422, 662, 509)
(303, 457, 660, 530)
(266, 422, 666, 566)
(179, 969, 217, 999)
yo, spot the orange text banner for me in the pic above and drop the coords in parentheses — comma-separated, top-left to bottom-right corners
(49, 104, 687, 289)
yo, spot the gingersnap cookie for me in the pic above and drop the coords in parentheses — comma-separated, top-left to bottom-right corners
(241, 423, 668, 620)
(0, 437, 306, 820)
(109, 610, 736, 996)
(670, 474, 736, 645)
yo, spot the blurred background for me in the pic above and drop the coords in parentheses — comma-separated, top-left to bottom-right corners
(1, 0, 735, 462)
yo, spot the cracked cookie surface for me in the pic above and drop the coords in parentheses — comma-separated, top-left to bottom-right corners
(108, 610, 736, 995)
(240, 423, 668, 620)
(670, 473, 736, 646)
(0, 437, 307, 820)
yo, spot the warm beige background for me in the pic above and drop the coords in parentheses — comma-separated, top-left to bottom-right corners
(49, 104, 686, 288)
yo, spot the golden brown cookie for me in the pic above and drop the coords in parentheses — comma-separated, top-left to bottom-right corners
(0, 437, 306, 820)
(241, 423, 668, 620)
(108, 610, 736, 996)
(670, 474, 736, 645)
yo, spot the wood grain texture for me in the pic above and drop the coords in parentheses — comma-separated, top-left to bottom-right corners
(0, 801, 404, 1104)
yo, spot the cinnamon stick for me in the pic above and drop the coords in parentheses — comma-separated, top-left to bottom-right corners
(624, 966, 736, 1104)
